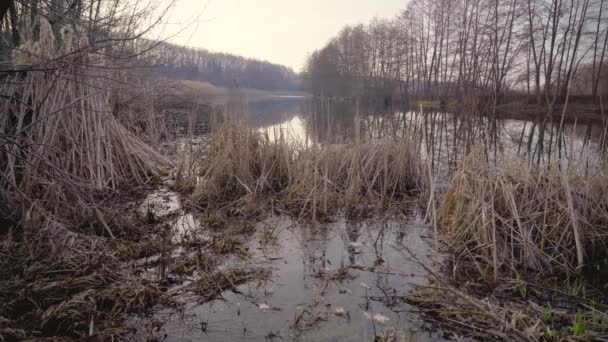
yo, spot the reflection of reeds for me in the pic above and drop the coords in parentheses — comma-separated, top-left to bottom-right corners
(191, 121, 427, 218)
(440, 150, 608, 278)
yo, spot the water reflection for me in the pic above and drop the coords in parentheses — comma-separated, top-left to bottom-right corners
(223, 97, 305, 128)
(155, 215, 442, 342)
(218, 98, 605, 173)
(259, 115, 308, 144)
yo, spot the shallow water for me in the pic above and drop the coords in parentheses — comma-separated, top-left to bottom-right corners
(138, 189, 182, 219)
(153, 98, 606, 341)
(151, 213, 443, 341)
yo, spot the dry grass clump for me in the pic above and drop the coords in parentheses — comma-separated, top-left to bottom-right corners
(192, 122, 293, 205)
(191, 121, 427, 218)
(172, 138, 212, 193)
(1, 16, 170, 227)
(114, 239, 173, 260)
(173, 253, 217, 276)
(211, 234, 249, 256)
(440, 151, 608, 278)
(402, 242, 608, 341)
(408, 284, 542, 341)
(37, 284, 162, 338)
(0, 18, 174, 340)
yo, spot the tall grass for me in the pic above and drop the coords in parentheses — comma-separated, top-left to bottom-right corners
(1, 18, 169, 224)
(0, 17, 174, 340)
(191, 121, 427, 218)
(440, 151, 608, 278)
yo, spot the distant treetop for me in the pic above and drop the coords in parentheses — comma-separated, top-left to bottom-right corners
(151, 41, 301, 92)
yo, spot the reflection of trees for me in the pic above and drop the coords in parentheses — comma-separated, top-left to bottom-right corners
(300, 223, 332, 276)
(219, 98, 306, 128)
(304, 99, 395, 143)
(223, 97, 602, 167)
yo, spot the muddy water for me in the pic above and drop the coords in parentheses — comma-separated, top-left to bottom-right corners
(155, 213, 442, 341)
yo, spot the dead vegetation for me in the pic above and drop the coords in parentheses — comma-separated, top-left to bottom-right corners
(408, 279, 608, 341)
(440, 151, 608, 278)
(189, 121, 427, 219)
(0, 14, 175, 341)
(0, 216, 166, 340)
(397, 239, 608, 341)
(409, 151, 608, 341)
(173, 252, 217, 276)
(1, 11, 606, 342)
(409, 284, 554, 341)
(194, 268, 271, 301)
(0, 198, 268, 340)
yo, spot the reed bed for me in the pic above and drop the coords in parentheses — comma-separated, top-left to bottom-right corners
(1, 17, 169, 224)
(191, 121, 427, 218)
(440, 151, 608, 278)
(0, 17, 173, 341)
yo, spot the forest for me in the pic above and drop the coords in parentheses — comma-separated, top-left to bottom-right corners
(152, 42, 301, 91)
(303, 0, 608, 113)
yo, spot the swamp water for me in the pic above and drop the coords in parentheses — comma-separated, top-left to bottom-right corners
(160, 214, 439, 341)
(131, 97, 605, 341)
(131, 187, 443, 341)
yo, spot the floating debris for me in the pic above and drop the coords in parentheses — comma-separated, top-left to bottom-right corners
(363, 312, 390, 324)
(334, 307, 347, 317)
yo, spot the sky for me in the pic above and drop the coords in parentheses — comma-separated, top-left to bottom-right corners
(163, 0, 406, 72)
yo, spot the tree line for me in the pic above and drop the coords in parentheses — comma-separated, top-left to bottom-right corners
(303, 0, 608, 111)
(150, 42, 301, 91)
(0, 1, 300, 92)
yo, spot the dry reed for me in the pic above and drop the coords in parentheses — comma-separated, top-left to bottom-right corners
(440, 151, 608, 277)
(0, 17, 174, 341)
(1, 17, 169, 225)
(191, 121, 427, 218)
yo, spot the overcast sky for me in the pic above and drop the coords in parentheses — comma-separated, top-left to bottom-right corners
(163, 0, 405, 72)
